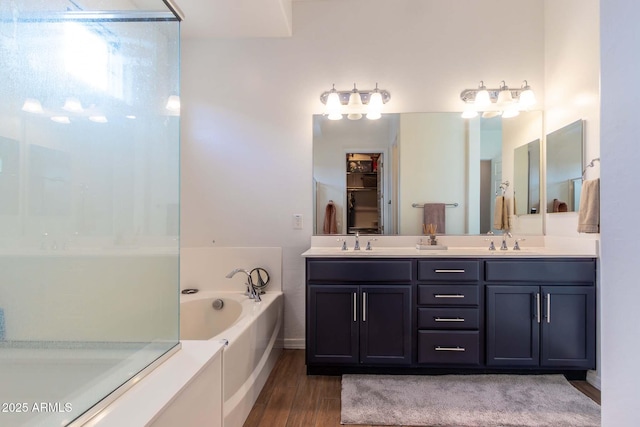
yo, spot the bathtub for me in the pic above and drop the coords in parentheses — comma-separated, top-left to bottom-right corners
(180, 290, 283, 427)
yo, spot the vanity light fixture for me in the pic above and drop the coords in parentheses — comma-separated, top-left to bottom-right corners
(460, 80, 536, 119)
(320, 83, 391, 121)
(22, 98, 43, 113)
(62, 97, 83, 113)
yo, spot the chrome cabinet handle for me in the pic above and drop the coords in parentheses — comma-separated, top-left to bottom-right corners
(434, 294, 465, 298)
(536, 293, 541, 324)
(353, 293, 357, 322)
(434, 317, 465, 322)
(362, 292, 367, 322)
(434, 269, 465, 273)
(546, 293, 551, 324)
(435, 346, 466, 352)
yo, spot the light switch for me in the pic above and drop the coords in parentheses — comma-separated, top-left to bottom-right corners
(293, 214, 303, 229)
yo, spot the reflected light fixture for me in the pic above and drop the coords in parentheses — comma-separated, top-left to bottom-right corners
(166, 95, 181, 112)
(89, 115, 108, 123)
(51, 116, 71, 124)
(320, 83, 391, 121)
(22, 98, 43, 113)
(459, 80, 536, 119)
(62, 97, 83, 113)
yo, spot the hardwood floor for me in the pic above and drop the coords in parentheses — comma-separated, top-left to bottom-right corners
(243, 349, 601, 427)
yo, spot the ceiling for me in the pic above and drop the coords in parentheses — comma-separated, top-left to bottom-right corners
(174, 0, 293, 39)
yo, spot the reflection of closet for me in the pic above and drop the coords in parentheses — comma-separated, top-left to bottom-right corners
(346, 153, 383, 234)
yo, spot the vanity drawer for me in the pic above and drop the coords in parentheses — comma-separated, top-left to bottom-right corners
(306, 259, 413, 282)
(418, 308, 479, 330)
(485, 260, 596, 283)
(418, 285, 479, 306)
(418, 331, 480, 365)
(418, 260, 479, 282)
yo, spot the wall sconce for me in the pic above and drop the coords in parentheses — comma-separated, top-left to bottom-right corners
(459, 80, 536, 119)
(320, 83, 390, 121)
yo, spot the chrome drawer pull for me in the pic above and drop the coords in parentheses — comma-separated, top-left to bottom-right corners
(353, 293, 357, 322)
(434, 294, 465, 298)
(434, 269, 466, 273)
(434, 317, 465, 322)
(435, 346, 466, 352)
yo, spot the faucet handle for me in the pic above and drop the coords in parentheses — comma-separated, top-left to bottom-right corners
(485, 238, 496, 251)
(513, 238, 526, 250)
(366, 238, 377, 251)
(337, 238, 347, 251)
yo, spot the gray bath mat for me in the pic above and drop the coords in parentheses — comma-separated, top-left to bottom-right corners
(341, 374, 600, 426)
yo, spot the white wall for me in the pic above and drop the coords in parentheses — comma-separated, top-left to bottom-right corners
(600, 0, 640, 425)
(180, 0, 544, 346)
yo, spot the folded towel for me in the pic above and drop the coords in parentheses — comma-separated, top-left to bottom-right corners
(577, 179, 600, 233)
(493, 196, 510, 230)
(323, 201, 338, 234)
(0, 308, 5, 341)
(553, 198, 568, 213)
(423, 203, 445, 235)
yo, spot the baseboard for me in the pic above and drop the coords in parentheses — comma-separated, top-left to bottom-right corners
(586, 370, 601, 390)
(283, 338, 305, 349)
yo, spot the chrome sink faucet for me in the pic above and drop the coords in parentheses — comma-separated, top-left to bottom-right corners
(226, 268, 261, 301)
(500, 231, 512, 250)
(354, 232, 361, 250)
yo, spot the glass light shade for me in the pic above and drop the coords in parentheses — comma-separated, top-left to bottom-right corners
(518, 89, 536, 107)
(482, 111, 501, 119)
(474, 89, 491, 107)
(62, 97, 83, 112)
(22, 98, 43, 113)
(50, 116, 71, 124)
(502, 108, 520, 118)
(89, 115, 108, 123)
(325, 91, 342, 120)
(366, 91, 383, 120)
(347, 90, 363, 120)
(461, 109, 478, 119)
(497, 88, 513, 104)
(165, 95, 181, 112)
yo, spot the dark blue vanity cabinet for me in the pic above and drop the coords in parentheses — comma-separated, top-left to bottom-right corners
(416, 260, 482, 366)
(305, 256, 596, 375)
(306, 260, 413, 368)
(485, 260, 596, 369)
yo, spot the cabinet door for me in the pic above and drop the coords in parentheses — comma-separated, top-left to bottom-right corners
(541, 286, 595, 368)
(307, 285, 359, 364)
(486, 285, 540, 366)
(360, 285, 412, 365)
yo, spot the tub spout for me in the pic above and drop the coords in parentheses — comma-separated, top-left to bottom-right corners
(226, 268, 260, 301)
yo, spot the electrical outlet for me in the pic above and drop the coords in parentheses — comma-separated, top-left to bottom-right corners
(293, 214, 303, 229)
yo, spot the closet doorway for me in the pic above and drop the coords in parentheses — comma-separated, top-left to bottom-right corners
(346, 153, 384, 234)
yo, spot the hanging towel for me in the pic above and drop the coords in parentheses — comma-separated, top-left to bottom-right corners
(553, 198, 568, 213)
(423, 203, 445, 234)
(493, 196, 508, 230)
(323, 201, 338, 234)
(577, 179, 600, 233)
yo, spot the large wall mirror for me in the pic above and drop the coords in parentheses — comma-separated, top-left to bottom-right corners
(513, 139, 541, 215)
(546, 120, 584, 213)
(313, 111, 543, 236)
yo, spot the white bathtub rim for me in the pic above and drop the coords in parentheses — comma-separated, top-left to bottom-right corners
(180, 291, 282, 345)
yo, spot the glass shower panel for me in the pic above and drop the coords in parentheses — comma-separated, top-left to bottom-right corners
(0, 3, 180, 426)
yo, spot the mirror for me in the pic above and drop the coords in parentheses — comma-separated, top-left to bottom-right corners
(513, 139, 541, 215)
(546, 120, 584, 213)
(313, 111, 543, 235)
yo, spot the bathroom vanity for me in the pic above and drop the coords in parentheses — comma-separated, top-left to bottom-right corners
(303, 247, 596, 377)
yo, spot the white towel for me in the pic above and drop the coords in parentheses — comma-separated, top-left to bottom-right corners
(577, 179, 600, 233)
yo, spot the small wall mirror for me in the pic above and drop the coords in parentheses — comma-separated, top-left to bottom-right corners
(513, 139, 541, 215)
(546, 120, 584, 213)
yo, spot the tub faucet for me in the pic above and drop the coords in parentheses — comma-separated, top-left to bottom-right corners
(226, 268, 261, 302)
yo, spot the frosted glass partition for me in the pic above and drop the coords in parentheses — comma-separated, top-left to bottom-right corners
(0, 3, 180, 426)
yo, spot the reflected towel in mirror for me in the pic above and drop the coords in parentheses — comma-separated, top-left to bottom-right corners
(493, 196, 510, 230)
(423, 203, 445, 234)
(577, 179, 600, 233)
(323, 200, 338, 234)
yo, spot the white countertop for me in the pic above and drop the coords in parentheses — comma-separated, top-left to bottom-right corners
(303, 235, 599, 258)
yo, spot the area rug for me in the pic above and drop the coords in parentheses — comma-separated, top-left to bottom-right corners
(341, 374, 600, 426)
